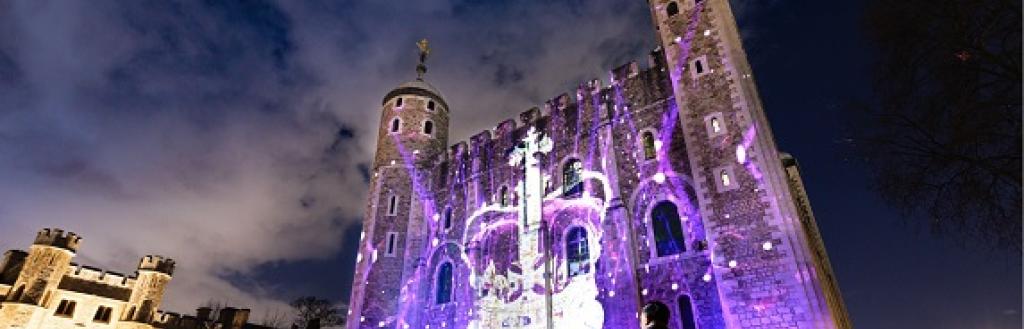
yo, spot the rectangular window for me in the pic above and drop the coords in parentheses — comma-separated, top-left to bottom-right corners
(55, 299, 76, 317)
(385, 232, 398, 257)
(387, 195, 398, 216)
(93, 306, 113, 323)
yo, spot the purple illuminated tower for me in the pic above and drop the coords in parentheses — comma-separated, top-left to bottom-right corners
(345, 1, 850, 328)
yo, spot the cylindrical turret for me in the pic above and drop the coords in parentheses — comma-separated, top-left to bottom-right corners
(3, 228, 78, 305)
(348, 40, 451, 329)
(374, 78, 450, 169)
(119, 255, 174, 327)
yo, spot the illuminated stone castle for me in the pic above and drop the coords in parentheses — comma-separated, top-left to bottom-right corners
(347, 0, 850, 328)
(0, 228, 179, 329)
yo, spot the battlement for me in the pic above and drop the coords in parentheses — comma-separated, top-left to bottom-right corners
(431, 49, 671, 169)
(33, 228, 81, 252)
(66, 263, 135, 287)
(138, 255, 175, 276)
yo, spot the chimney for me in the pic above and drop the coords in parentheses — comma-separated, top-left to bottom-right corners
(196, 307, 212, 321)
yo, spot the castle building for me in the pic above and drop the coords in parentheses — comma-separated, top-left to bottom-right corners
(0, 228, 175, 329)
(347, 0, 851, 328)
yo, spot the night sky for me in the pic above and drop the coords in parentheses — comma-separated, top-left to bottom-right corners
(0, 1, 1019, 328)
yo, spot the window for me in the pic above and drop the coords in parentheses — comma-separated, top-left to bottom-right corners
(385, 232, 398, 257)
(55, 299, 76, 317)
(563, 159, 583, 196)
(387, 195, 398, 215)
(642, 131, 657, 160)
(423, 120, 434, 135)
(499, 186, 509, 206)
(651, 201, 687, 257)
(436, 262, 453, 304)
(678, 295, 697, 329)
(94, 306, 113, 323)
(720, 170, 731, 186)
(8, 285, 23, 302)
(666, 2, 680, 17)
(390, 118, 401, 133)
(427, 100, 436, 111)
(395, 97, 403, 107)
(443, 207, 452, 230)
(704, 112, 726, 137)
(125, 306, 135, 321)
(566, 227, 590, 277)
(690, 55, 710, 79)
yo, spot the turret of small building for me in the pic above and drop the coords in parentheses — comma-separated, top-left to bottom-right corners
(117, 255, 175, 329)
(0, 228, 80, 328)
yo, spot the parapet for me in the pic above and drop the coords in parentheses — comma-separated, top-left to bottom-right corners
(33, 228, 81, 252)
(138, 255, 175, 276)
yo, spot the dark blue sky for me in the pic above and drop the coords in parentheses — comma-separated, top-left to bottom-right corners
(0, 1, 1019, 328)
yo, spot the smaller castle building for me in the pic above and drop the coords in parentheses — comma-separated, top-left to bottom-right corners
(0, 228, 174, 329)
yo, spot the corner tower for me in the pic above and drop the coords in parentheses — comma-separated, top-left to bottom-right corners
(118, 255, 174, 329)
(0, 228, 80, 328)
(649, 0, 849, 328)
(348, 39, 450, 329)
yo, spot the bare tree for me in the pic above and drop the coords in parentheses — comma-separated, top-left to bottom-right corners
(257, 308, 291, 329)
(849, 0, 1021, 252)
(289, 296, 343, 327)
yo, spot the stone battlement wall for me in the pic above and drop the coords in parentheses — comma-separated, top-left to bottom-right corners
(435, 49, 669, 170)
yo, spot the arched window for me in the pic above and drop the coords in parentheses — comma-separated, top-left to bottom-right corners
(436, 262, 453, 304)
(566, 227, 590, 277)
(423, 120, 434, 135)
(678, 295, 697, 329)
(666, 2, 680, 17)
(720, 170, 731, 187)
(710, 117, 720, 133)
(390, 118, 401, 133)
(563, 159, 583, 196)
(642, 131, 657, 160)
(651, 201, 687, 257)
(499, 186, 509, 206)
(443, 207, 452, 230)
(395, 97, 403, 107)
(427, 100, 436, 111)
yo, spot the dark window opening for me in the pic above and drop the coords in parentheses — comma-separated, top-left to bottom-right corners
(444, 207, 453, 230)
(388, 195, 398, 215)
(387, 233, 396, 255)
(563, 159, 583, 196)
(566, 227, 590, 277)
(424, 120, 434, 135)
(642, 131, 657, 160)
(499, 186, 509, 206)
(55, 299, 76, 317)
(427, 100, 436, 111)
(694, 60, 704, 74)
(94, 306, 113, 323)
(652, 200, 687, 257)
(390, 118, 400, 133)
(395, 97, 403, 107)
(436, 262, 453, 304)
(667, 2, 680, 17)
(678, 295, 697, 329)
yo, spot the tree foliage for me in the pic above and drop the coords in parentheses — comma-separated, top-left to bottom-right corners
(851, 0, 1021, 252)
(290, 296, 343, 328)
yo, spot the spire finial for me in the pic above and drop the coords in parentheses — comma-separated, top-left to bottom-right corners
(416, 38, 430, 80)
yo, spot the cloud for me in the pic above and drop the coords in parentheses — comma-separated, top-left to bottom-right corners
(0, 0, 721, 317)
